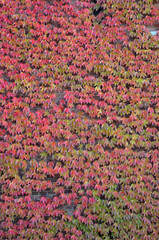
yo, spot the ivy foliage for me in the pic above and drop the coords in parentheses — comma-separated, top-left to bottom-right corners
(0, 0, 159, 239)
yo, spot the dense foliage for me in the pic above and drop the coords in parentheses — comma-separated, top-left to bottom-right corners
(0, 0, 159, 239)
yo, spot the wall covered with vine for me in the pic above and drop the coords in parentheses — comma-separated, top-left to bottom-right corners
(0, 0, 159, 239)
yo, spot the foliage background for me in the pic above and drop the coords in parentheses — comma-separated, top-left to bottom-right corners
(0, 0, 159, 239)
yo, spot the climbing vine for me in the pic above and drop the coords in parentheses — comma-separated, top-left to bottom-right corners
(0, 0, 159, 239)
